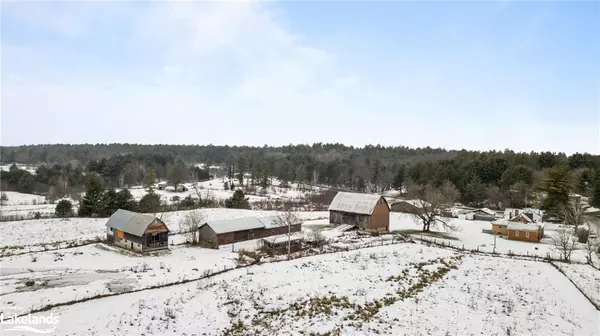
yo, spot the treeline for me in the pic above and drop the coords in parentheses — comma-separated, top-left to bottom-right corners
(1, 143, 599, 211)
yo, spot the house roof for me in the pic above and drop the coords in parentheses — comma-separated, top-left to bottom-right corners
(477, 208, 496, 215)
(507, 222, 540, 231)
(328, 192, 386, 215)
(105, 209, 163, 237)
(492, 219, 509, 226)
(509, 213, 534, 223)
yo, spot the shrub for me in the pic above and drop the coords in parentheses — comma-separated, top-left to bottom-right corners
(55, 199, 74, 218)
(576, 228, 590, 244)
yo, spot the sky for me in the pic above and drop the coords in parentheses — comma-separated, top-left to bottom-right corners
(1, 1, 599, 154)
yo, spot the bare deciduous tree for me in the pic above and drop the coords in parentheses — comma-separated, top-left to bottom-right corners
(273, 211, 302, 259)
(179, 210, 205, 244)
(551, 229, 577, 262)
(561, 202, 588, 233)
(408, 183, 459, 232)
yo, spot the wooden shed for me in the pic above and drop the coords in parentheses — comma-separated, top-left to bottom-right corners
(198, 216, 302, 246)
(328, 192, 390, 232)
(507, 222, 544, 243)
(105, 209, 169, 252)
(262, 233, 304, 254)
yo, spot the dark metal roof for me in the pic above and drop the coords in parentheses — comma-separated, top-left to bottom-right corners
(105, 209, 164, 237)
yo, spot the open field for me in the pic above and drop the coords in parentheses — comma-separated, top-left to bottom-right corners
(1, 243, 598, 336)
(1, 208, 599, 335)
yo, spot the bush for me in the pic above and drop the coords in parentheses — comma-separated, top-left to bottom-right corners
(0, 192, 7, 204)
(370, 231, 380, 237)
(55, 199, 74, 218)
(576, 228, 590, 244)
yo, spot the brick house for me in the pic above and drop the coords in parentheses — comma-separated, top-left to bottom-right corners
(507, 222, 545, 243)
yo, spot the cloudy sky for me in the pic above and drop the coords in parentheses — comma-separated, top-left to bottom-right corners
(1, 1, 598, 154)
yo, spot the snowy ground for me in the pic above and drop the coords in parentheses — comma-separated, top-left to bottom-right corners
(1, 244, 597, 336)
(124, 178, 320, 205)
(389, 212, 594, 263)
(554, 262, 600, 308)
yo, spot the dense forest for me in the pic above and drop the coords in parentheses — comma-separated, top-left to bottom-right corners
(1, 143, 599, 211)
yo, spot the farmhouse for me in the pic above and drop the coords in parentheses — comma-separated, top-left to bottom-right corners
(507, 222, 545, 243)
(105, 209, 169, 252)
(329, 192, 390, 231)
(198, 216, 302, 246)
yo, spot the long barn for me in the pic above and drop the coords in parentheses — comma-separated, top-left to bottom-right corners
(198, 216, 302, 247)
(328, 191, 390, 232)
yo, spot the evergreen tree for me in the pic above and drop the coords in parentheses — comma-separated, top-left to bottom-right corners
(55, 199, 73, 218)
(225, 190, 250, 209)
(115, 189, 137, 211)
(143, 167, 157, 190)
(138, 191, 161, 213)
(541, 165, 576, 213)
(392, 165, 406, 190)
(78, 173, 105, 217)
(98, 188, 119, 217)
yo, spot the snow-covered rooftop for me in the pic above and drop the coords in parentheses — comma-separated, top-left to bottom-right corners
(507, 222, 541, 231)
(328, 192, 384, 215)
(263, 233, 304, 244)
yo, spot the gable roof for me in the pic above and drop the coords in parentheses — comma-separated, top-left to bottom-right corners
(475, 208, 496, 216)
(328, 192, 386, 215)
(509, 213, 534, 223)
(105, 209, 164, 236)
(203, 217, 265, 235)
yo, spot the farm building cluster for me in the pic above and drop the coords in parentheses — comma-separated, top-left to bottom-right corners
(104, 190, 560, 254)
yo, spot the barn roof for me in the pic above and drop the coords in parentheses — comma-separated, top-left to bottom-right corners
(328, 192, 386, 215)
(105, 209, 163, 237)
(203, 217, 267, 234)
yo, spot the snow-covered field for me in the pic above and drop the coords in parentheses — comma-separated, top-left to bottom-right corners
(124, 178, 319, 205)
(1, 208, 599, 335)
(554, 262, 600, 308)
(1, 244, 597, 336)
(389, 212, 594, 263)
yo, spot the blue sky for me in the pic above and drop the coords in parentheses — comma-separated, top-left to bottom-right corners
(1, 1, 598, 154)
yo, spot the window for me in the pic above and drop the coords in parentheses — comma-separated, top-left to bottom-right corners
(515, 231, 519, 237)
(525, 232, 529, 238)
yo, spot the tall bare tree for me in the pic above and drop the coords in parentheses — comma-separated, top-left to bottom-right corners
(550, 229, 577, 262)
(408, 183, 459, 232)
(272, 211, 302, 259)
(179, 210, 205, 244)
(561, 202, 589, 233)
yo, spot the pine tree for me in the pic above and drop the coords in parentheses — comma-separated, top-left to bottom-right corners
(143, 167, 157, 191)
(78, 173, 105, 217)
(392, 165, 406, 190)
(541, 165, 576, 213)
(225, 190, 250, 209)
